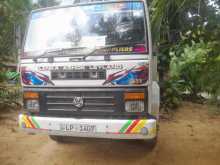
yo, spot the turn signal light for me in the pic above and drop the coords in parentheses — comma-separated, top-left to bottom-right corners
(23, 92, 39, 99)
(124, 92, 145, 100)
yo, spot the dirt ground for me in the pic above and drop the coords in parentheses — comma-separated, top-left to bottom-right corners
(0, 102, 220, 165)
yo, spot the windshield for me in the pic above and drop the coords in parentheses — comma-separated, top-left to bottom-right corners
(24, 2, 147, 55)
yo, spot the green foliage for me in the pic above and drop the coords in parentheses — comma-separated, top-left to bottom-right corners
(0, 85, 21, 109)
(170, 39, 220, 104)
(0, 0, 31, 55)
(5, 71, 20, 82)
(0, 0, 31, 108)
(160, 79, 183, 112)
(149, 0, 220, 110)
(0, 0, 31, 60)
(200, 46, 220, 105)
(150, 0, 201, 43)
(170, 41, 209, 98)
(0, 72, 7, 83)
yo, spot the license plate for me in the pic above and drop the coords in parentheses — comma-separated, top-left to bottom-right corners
(59, 123, 96, 133)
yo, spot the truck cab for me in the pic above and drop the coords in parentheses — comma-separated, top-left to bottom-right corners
(19, 0, 160, 143)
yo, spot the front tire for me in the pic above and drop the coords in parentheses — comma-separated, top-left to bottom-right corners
(49, 135, 66, 143)
(49, 135, 86, 143)
(143, 137, 157, 149)
(144, 125, 159, 149)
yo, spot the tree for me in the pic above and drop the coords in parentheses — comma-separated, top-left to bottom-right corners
(149, 0, 219, 44)
(0, 0, 32, 59)
(149, 0, 220, 108)
(0, 0, 32, 81)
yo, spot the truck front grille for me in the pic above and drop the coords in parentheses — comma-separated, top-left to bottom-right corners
(44, 91, 117, 113)
(35, 87, 148, 118)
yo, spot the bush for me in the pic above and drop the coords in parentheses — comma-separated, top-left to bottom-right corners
(0, 71, 21, 109)
(0, 85, 21, 109)
(200, 48, 220, 106)
(160, 79, 183, 112)
(169, 40, 220, 105)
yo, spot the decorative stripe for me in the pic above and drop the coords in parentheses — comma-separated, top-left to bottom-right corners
(26, 116, 35, 128)
(125, 119, 140, 134)
(22, 115, 31, 128)
(20, 115, 40, 129)
(131, 120, 147, 133)
(119, 120, 132, 133)
(31, 116, 40, 128)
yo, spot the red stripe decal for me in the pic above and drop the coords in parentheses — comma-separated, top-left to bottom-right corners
(26, 116, 35, 129)
(125, 120, 140, 134)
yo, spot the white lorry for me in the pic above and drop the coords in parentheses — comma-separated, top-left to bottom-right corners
(19, 0, 160, 145)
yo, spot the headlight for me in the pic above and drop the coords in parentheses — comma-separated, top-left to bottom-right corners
(125, 101, 144, 112)
(26, 100, 39, 111)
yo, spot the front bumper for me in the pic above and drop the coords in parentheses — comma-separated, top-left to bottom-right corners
(19, 114, 157, 140)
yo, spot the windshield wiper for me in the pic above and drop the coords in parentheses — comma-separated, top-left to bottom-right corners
(32, 42, 143, 62)
(33, 47, 87, 62)
(82, 42, 141, 61)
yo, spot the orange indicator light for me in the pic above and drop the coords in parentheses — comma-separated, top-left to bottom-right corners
(23, 92, 39, 99)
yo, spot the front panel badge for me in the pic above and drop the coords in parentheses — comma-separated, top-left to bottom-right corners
(73, 96, 84, 108)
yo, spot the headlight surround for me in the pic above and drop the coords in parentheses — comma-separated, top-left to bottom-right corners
(125, 100, 145, 113)
(25, 99, 39, 111)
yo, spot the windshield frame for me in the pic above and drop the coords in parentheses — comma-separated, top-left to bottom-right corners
(21, 0, 149, 58)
